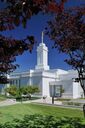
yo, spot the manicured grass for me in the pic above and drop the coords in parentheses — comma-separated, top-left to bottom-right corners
(0, 103, 83, 123)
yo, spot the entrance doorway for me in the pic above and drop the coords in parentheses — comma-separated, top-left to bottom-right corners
(50, 85, 63, 98)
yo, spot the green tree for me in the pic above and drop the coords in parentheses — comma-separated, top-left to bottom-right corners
(5, 85, 17, 96)
(27, 86, 39, 94)
(5, 85, 39, 96)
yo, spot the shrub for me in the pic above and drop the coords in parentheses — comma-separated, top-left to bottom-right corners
(5, 86, 17, 96)
(67, 102, 74, 105)
(63, 101, 82, 107)
(0, 115, 85, 128)
(5, 85, 39, 101)
(74, 102, 81, 106)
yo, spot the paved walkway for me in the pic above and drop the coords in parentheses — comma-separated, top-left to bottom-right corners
(30, 98, 83, 110)
(0, 99, 17, 107)
(0, 98, 84, 110)
(0, 98, 62, 107)
(31, 98, 62, 105)
(70, 99, 85, 104)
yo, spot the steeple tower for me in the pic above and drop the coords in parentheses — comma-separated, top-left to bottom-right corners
(35, 31, 49, 71)
(41, 31, 44, 44)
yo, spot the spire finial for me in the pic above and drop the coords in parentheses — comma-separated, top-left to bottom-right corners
(41, 31, 44, 44)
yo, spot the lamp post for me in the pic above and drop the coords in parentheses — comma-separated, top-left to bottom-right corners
(18, 75, 22, 102)
(19, 75, 21, 90)
(52, 85, 55, 104)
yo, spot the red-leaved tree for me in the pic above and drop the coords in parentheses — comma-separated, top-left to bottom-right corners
(46, 6, 85, 96)
(0, 0, 66, 83)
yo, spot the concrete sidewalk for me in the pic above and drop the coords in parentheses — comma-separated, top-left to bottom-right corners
(22, 98, 83, 110)
(0, 99, 17, 107)
(31, 97, 62, 105)
(0, 98, 83, 110)
(0, 98, 62, 107)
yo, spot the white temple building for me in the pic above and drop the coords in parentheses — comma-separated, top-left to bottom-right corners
(1, 32, 83, 99)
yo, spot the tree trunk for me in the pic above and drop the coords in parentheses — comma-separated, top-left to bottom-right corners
(83, 104, 85, 117)
(83, 90, 85, 98)
(78, 71, 85, 117)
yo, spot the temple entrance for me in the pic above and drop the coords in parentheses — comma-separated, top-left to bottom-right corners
(49, 84, 63, 104)
(50, 85, 63, 98)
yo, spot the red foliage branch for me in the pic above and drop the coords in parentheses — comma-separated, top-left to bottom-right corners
(0, 34, 35, 83)
(46, 5, 85, 95)
(0, 0, 65, 31)
(0, 0, 66, 83)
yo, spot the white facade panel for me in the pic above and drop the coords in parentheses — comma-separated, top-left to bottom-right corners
(42, 77, 55, 97)
(73, 82, 79, 99)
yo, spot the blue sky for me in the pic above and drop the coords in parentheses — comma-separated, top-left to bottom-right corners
(1, 0, 85, 72)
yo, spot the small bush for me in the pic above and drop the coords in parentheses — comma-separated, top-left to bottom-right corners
(67, 102, 74, 105)
(0, 115, 85, 128)
(56, 98, 71, 101)
(63, 102, 82, 106)
(74, 102, 81, 106)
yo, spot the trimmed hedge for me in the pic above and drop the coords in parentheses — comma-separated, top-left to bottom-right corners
(0, 115, 85, 128)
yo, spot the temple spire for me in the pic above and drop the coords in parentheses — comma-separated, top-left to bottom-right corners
(41, 31, 44, 44)
(35, 31, 49, 70)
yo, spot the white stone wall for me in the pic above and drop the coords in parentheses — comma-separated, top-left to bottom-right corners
(78, 83, 83, 98)
(35, 42, 49, 70)
(73, 82, 79, 99)
(72, 81, 83, 99)
(41, 71, 56, 97)
(42, 77, 55, 97)
(62, 80, 73, 98)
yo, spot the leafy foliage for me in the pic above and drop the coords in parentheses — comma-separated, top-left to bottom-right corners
(0, 35, 35, 83)
(0, 0, 66, 83)
(5, 85, 39, 97)
(25, 86, 40, 94)
(46, 5, 85, 95)
(0, 114, 85, 128)
(5, 85, 17, 96)
(0, 0, 65, 30)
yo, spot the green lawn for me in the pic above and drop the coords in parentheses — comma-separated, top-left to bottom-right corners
(0, 103, 83, 123)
